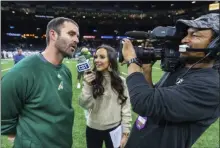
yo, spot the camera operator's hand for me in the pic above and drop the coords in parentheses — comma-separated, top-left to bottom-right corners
(142, 64, 153, 87)
(122, 39, 137, 62)
(142, 64, 156, 88)
(142, 64, 152, 72)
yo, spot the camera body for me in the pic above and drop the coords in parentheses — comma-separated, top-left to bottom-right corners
(119, 26, 183, 72)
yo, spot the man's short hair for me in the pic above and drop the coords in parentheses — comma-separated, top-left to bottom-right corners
(46, 17, 79, 45)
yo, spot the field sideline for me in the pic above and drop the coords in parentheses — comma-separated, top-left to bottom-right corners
(1, 59, 219, 148)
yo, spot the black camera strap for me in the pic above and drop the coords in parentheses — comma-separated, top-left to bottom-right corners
(155, 72, 171, 88)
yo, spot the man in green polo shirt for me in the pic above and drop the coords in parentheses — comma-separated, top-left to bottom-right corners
(1, 17, 79, 148)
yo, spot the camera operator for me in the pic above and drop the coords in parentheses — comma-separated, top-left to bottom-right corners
(122, 13, 219, 148)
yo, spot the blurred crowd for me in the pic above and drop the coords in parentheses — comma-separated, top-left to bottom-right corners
(1, 50, 40, 59)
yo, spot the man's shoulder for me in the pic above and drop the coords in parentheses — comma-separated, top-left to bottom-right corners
(61, 64, 72, 77)
(62, 63, 70, 70)
(12, 54, 41, 70)
(181, 68, 219, 86)
(20, 54, 38, 60)
(200, 68, 219, 84)
(190, 68, 218, 78)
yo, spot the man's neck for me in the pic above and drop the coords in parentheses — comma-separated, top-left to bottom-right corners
(42, 46, 64, 65)
(185, 62, 214, 69)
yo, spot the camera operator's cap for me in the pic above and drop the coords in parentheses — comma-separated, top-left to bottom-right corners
(176, 13, 219, 34)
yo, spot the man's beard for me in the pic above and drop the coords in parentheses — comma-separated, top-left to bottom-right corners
(55, 37, 72, 58)
(179, 56, 212, 65)
(59, 49, 72, 58)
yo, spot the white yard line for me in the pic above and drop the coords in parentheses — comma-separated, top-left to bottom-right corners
(1, 59, 13, 61)
(153, 67, 161, 70)
(1, 68, 11, 72)
(121, 72, 128, 76)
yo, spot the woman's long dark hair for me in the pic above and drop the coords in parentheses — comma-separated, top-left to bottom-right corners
(92, 44, 128, 105)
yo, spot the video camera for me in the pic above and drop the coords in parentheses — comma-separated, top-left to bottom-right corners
(119, 26, 184, 72)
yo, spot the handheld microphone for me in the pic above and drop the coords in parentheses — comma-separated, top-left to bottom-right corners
(76, 55, 96, 85)
(76, 55, 91, 72)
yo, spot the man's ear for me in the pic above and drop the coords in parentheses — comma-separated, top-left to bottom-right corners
(49, 29, 58, 42)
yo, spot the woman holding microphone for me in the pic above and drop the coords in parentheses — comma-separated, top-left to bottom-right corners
(79, 44, 132, 148)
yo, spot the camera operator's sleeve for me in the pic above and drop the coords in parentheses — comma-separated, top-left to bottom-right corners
(1, 70, 28, 135)
(126, 72, 219, 122)
(121, 77, 132, 133)
(78, 81, 96, 110)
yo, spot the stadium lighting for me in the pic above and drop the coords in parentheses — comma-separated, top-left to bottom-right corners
(35, 15, 54, 19)
(209, 2, 219, 11)
(6, 33, 21, 37)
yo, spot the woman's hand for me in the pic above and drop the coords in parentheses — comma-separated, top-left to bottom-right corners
(120, 133, 129, 148)
(83, 71, 96, 85)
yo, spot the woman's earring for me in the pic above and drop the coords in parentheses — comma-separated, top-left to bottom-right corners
(108, 65, 112, 72)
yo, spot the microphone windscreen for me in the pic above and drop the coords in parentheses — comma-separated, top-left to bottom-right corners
(77, 55, 87, 64)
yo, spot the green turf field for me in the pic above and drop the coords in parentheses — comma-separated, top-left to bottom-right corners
(1, 59, 219, 148)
